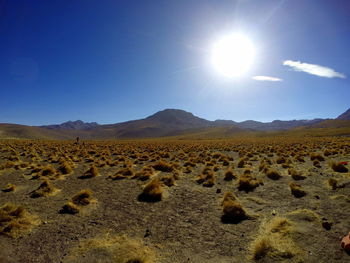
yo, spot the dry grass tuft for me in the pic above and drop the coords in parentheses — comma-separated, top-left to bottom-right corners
(265, 169, 281, 180)
(327, 178, 338, 190)
(61, 202, 80, 215)
(259, 162, 268, 173)
(276, 156, 286, 164)
(224, 168, 235, 181)
(287, 209, 320, 223)
(133, 166, 154, 181)
(238, 173, 261, 192)
(71, 189, 93, 206)
(288, 168, 306, 180)
(196, 167, 216, 187)
(60, 189, 94, 214)
(160, 175, 175, 187)
(152, 160, 173, 172)
(30, 180, 59, 198)
(63, 234, 156, 263)
(249, 217, 303, 261)
(295, 155, 305, 162)
(0, 203, 40, 238)
(80, 165, 99, 179)
(310, 153, 325, 162)
(57, 161, 74, 175)
(2, 183, 16, 192)
(330, 195, 350, 202)
(202, 172, 216, 187)
(313, 160, 321, 168)
(330, 161, 348, 173)
(138, 179, 163, 202)
(221, 192, 248, 223)
(323, 149, 332, 157)
(289, 183, 306, 198)
(109, 167, 134, 180)
(40, 165, 57, 177)
(237, 158, 245, 168)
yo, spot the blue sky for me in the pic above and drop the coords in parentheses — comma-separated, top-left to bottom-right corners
(1, 0, 349, 125)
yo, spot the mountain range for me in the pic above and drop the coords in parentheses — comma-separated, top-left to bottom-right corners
(0, 108, 349, 139)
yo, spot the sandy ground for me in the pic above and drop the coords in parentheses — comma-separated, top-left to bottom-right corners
(0, 138, 349, 262)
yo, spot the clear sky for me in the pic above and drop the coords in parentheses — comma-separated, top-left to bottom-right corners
(1, 0, 349, 125)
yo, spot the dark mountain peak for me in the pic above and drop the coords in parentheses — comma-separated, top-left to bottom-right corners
(213, 119, 237, 126)
(63, 120, 84, 125)
(147, 109, 195, 120)
(337, 108, 350, 120)
(41, 120, 99, 130)
(146, 109, 210, 126)
(240, 120, 263, 124)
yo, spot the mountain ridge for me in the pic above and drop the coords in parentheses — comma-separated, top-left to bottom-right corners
(0, 107, 349, 139)
(337, 108, 350, 120)
(40, 108, 334, 131)
(41, 120, 99, 130)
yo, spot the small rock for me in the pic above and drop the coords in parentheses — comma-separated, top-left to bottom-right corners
(144, 229, 151, 238)
(216, 188, 222, 194)
(322, 221, 332, 231)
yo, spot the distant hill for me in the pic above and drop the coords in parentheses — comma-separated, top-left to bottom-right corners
(1, 107, 349, 139)
(100, 109, 214, 138)
(232, 119, 326, 131)
(286, 119, 350, 137)
(337, 108, 350, 120)
(146, 109, 211, 127)
(0, 123, 84, 140)
(41, 120, 99, 130)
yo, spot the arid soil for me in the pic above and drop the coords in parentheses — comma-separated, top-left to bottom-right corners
(0, 137, 349, 262)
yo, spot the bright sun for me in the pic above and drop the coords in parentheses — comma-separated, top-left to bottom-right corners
(211, 33, 255, 78)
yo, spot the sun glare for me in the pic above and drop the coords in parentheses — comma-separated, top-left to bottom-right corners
(211, 33, 255, 78)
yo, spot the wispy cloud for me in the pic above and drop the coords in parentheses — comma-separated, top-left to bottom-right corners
(283, 60, 346, 79)
(252, 75, 282, 82)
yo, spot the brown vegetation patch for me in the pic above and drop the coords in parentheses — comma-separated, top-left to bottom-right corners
(249, 217, 303, 261)
(196, 167, 216, 187)
(160, 175, 175, 187)
(109, 167, 135, 180)
(221, 192, 248, 224)
(60, 189, 95, 214)
(79, 165, 99, 179)
(330, 161, 348, 173)
(327, 178, 338, 190)
(238, 173, 261, 192)
(133, 166, 155, 181)
(237, 158, 245, 168)
(265, 169, 281, 180)
(57, 161, 74, 175)
(288, 168, 306, 180)
(152, 160, 174, 172)
(63, 234, 156, 263)
(0, 203, 40, 238)
(138, 179, 163, 202)
(224, 168, 235, 181)
(30, 180, 59, 198)
(310, 153, 325, 162)
(2, 183, 16, 192)
(289, 183, 306, 198)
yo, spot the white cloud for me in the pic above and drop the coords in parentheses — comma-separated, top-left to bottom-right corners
(283, 60, 346, 79)
(252, 75, 282, 82)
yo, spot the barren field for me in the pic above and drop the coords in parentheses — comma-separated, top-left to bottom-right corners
(0, 137, 350, 262)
